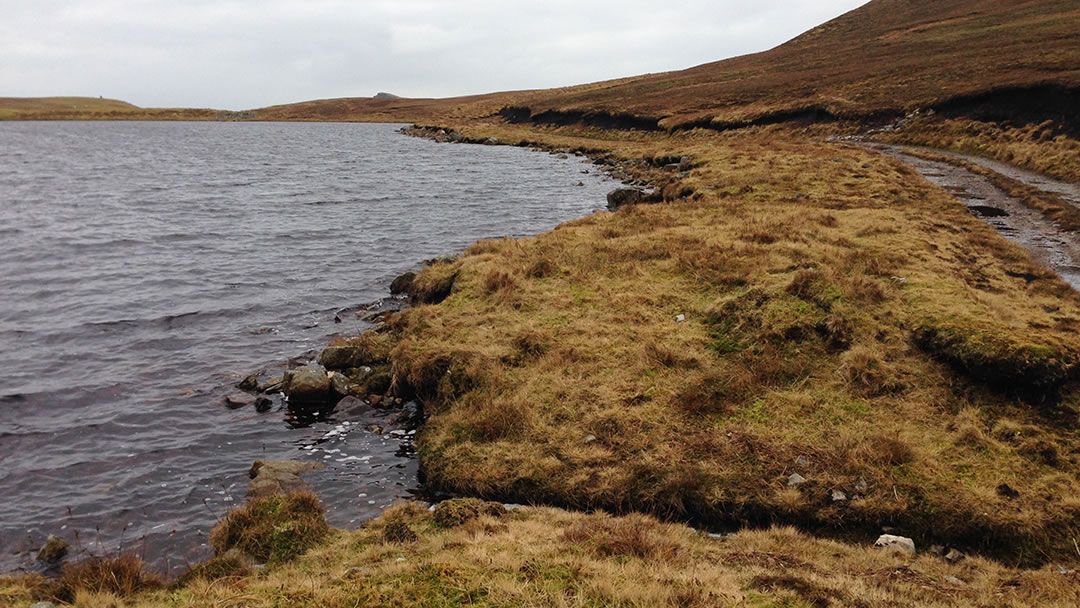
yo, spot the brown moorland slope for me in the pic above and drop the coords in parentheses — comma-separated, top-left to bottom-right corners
(252, 0, 1080, 132)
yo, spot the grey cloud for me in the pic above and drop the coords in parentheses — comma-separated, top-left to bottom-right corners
(0, 1, 869, 109)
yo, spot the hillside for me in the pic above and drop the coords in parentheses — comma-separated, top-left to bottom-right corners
(251, 0, 1080, 132)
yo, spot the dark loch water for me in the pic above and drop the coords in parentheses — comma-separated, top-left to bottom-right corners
(0, 121, 615, 574)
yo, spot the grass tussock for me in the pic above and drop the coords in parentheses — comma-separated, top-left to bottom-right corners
(48, 553, 163, 603)
(208, 491, 330, 565)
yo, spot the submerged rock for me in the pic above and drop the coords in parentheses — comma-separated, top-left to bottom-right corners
(224, 392, 256, 409)
(246, 460, 325, 499)
(282, 365, 331, 404)
(259, 376, 284, 394)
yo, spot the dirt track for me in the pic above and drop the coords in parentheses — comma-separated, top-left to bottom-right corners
(868, 143, 1080, 291)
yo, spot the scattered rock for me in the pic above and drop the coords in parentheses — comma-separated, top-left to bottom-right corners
(447, 130, 464, 143)
(944, 548, 966, 563)
(237, 373, 260, 391)
(875, 534, 916, 557)
(576, 181, 585, 186)
(389, 271, 416, 295)
(254, 396, 274, 412)
(246, 460, 325, 499)
(30, 602, 57, 608)
(674, 314, 686, 323)
(335, 395, 372, 418)
(259, 376, 284, 394)
(368, 394, 384, 407)
(557, 154, 569, 159)
(282, 365, 331, 405)
(855, 476, 868, 492)
(944, 575, 965, 585)
(928, 545, 946, 557)
(831, 489, 847, 502)
(329, 372, 351, 398)
(996, 483, 1020, 499)
(796, 455, 809, 466)
(584, 434, 597, 444)
(1057, 565, 1069, 575)
(787, 473, 807, 487)
(224, 392, 256, 409)
(36, 535, 69, 563)
(606, 188, 645, 210)
(483, 137, 499, 145)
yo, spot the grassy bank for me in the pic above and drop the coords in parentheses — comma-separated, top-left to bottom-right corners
(375, 123, 1080, 565)
(5, 497, 1079, 607)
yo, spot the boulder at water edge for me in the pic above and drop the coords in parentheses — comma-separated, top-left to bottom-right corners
(282, 365, 331, 404)
(606, 188, 645, 210)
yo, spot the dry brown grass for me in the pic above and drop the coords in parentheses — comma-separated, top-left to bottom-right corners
(374, 123, 1080, 565)
(11, 506, 1079, 607)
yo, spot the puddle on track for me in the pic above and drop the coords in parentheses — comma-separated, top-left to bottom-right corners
(866, 143, 1080, 290)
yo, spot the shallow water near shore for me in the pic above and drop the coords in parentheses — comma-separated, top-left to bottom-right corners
(0, 121, 616, 575)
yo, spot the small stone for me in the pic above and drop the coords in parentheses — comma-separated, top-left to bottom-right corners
(237, 373, 260, 391)
(928, 545, 946, 557)
(368, 394, 384, 407)
(855, 476, 868, 492)
(875, 534, 916, 557)
(831, 489, 847, 502)
(254, 396, 273, 412)
(1057, 565, 1069, 575)
(944, 575, 965, 585)
(795, 455, 808, 466)
(674, 314, 686, 323)
(345, 566, 374, 578)
(787, 473, 807, 487)
(890, 276, 907, 284)
(30, 602, 58, 608)
(584, 434, 597, 444)
(36, 535, 69, 563)
(944, 548, 966, 563)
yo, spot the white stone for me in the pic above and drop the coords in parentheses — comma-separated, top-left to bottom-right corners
(875, 534, 916, 556)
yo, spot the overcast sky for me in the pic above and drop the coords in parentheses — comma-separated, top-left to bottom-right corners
(1, 1, 869, 110)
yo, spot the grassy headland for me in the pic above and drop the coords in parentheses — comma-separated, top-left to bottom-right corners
(6, 0, 1080, 605)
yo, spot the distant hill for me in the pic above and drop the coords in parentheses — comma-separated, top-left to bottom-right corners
(0, 96, 140, 118)
(373, 92, 402, 100)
